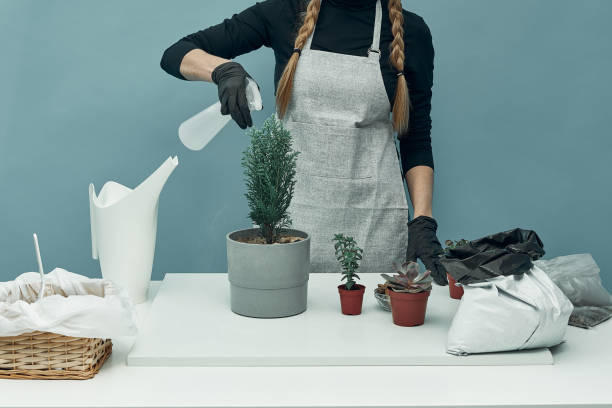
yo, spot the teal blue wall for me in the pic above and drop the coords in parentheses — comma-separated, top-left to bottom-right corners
(1, 0, 610, 288)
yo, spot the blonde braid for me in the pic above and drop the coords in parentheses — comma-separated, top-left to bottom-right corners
(276, 0, 322, 118)
(388, 0, 410, 134)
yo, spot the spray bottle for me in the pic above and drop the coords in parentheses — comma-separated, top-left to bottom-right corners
(178, 77, 263, 151)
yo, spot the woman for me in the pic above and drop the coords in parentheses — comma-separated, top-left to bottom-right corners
(161, 0, 447, 285)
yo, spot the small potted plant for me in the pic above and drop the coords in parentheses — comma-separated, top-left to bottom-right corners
(226, 116, 310, 318)
(333, 233, 365, 315)
(444, 239, 469, 300)
(381, 262, 432, 326)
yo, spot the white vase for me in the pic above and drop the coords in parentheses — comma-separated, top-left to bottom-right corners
(89, 156, 178, 303)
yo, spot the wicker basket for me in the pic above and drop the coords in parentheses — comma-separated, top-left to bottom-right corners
(0, 331, 112, 380)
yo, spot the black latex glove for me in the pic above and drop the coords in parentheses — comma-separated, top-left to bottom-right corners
(406, 216, 448, 286)
(211, 61, 253, 129)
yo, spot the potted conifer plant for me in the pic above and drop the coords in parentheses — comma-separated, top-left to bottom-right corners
(226, 116, 311, 318)
(381, 262, 432, 326)
(334, 233, 365, 315)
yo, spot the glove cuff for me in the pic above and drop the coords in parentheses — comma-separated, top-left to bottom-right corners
(408, 215, 438, 229)
(211, 61, 246, 85)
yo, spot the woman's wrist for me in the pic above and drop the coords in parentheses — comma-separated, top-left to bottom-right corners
(413, 209, 433, 219)
(180, 49, 230, 82)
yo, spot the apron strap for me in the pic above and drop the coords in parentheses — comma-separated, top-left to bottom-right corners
(369, 0, 383, 54)
(304, 0, 383, 56)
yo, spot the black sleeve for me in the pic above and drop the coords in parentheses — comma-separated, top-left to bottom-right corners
(160, 0, 280, 80)
(399, 16, 434, 175)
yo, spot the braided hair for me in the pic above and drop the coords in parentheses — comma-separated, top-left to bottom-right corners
(275, 0, 410, 134)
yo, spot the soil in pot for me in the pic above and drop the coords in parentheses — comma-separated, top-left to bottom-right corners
(234, 235, 304, 244)
(338, 284, 366, 315)
(388, 290, 430, 327)
(447, 274, 464, 299)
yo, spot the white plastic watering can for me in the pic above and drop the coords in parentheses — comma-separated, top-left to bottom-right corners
(89, 156, 179, 303)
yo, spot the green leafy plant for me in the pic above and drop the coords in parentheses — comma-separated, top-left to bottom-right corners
(444, 239, 469, 254)
(333, 234, 363, 290)
(380, 262, 433, 293)
(242, 116, 299, 244)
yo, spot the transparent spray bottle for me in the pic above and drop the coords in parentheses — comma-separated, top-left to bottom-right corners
(178, 77, 263, 151)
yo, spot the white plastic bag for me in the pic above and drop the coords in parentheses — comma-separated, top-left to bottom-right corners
(446, 266, 573, 355)
(534, 254, 612, 307)
(0, 268, 138, 338)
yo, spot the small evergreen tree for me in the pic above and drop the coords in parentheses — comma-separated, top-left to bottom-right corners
(242, 116, 299, 244)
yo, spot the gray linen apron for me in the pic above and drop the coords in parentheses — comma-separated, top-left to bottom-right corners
(282, 0, 409, 274)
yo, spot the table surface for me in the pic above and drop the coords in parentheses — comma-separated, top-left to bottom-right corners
(1, 273, 611, 408)
(128, 273, 552, 367)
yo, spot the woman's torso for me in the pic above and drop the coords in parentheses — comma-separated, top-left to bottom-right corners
(159, 0, 435, 173)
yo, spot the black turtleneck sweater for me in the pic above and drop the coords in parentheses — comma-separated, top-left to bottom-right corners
(161, 0, 435, 173)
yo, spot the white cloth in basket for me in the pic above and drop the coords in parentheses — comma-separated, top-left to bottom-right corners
(0, 268, 137, 338)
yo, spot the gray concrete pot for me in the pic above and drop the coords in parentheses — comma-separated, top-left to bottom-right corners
(226, 228, 310, 318)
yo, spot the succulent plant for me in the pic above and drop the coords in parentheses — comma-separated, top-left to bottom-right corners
(376, 282, 391, 295)
(333, 233, 363, 290)
(380, 261, 433, 293)
(444, 239, 469, 253)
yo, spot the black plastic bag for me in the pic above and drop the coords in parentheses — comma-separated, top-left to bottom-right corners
(440, 228, 545, 285)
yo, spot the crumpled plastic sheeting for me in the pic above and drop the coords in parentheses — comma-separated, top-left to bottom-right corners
(0, 268, 137, 338)
(535, 254, 612, 307)
(446, 266, 573, 356)
(441, 229, 545, 285)
(535, 254, 612, 329)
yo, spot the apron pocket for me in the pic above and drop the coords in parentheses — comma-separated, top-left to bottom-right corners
(284, 120, 374, 180)
(291, 175, 377, 209)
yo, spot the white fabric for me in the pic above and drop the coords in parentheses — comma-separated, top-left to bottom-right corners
(535, 254, 612, 307)
(0, 268, 138, 338)
(446, 266, 573, 355)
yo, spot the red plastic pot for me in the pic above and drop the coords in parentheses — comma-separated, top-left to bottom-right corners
(447, 274, 464, 300)
(388, 290, 430, 326)
(338, 284, 366, 315)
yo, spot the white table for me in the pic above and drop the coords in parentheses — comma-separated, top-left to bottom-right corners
(1, 274, 611, 408)
(128, 273, 552, 366)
